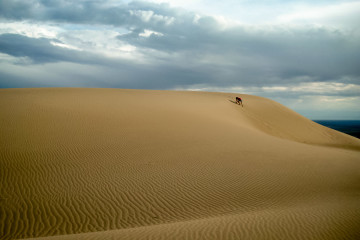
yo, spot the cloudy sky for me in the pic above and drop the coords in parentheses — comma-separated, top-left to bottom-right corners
(0, 0, 359, 119)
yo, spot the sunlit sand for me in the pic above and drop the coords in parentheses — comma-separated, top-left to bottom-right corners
(1, 88, 359, 240)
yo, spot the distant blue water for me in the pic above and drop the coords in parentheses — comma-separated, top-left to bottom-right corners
(313, 120, 360, 139)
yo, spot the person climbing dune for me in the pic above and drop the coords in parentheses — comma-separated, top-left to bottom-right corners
(236, 97, 243, 107)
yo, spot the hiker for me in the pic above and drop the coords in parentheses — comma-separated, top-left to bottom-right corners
(236, 97, 243, 106)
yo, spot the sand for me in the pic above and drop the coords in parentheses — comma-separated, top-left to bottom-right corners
(1, 88, 359, 240)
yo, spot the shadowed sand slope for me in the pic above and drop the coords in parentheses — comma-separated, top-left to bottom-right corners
(0, 88, 359, 240)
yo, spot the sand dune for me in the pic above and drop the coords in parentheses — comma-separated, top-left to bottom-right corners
(1, 88, 359, 240)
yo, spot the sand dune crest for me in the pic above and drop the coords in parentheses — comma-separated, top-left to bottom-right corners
(1, 88, 359, 240)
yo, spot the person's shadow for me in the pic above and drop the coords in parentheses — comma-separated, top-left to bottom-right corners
(228, 99, 243, 107)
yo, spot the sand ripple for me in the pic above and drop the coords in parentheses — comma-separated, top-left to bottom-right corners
(1, 88, 359, 239)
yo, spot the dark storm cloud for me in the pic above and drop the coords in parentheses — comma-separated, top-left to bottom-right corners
(0, 33, 128, 67)
(0, 33, 80, 63)
(0, 0, 172, 28)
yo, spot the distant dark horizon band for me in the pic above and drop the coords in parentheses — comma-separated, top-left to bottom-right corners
(313, 120, 360, 139)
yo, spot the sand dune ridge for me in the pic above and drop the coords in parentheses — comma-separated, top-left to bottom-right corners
(0, 88, 359, 240)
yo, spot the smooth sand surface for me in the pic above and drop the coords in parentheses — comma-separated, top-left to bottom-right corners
(1, 88, 359, 240)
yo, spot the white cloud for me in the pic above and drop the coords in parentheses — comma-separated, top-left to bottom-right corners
(50, 41, 80, 50)
(55, 27, 141, 60)
(262, 86, 288, 92)
(277, 1, 360, 28)
(0, 21, 60, 38)
(291, 82, 360, 94)
(319, 96, 358, 103)
(139, 29, 164, 37)
(129, 10, 175, 25)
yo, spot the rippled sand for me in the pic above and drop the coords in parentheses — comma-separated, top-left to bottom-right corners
(1, 88, 359, 240)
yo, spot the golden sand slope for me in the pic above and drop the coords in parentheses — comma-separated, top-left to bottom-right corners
(1, 88, 359, 240)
